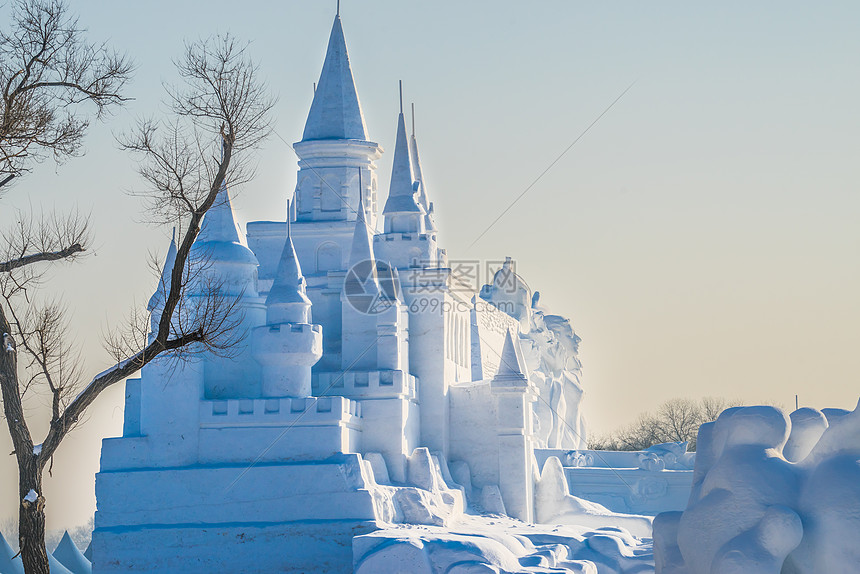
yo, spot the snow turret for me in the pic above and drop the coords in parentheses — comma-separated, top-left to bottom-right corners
(265, 208, 311, 325)
(292, 12, 382, 227)
(382, 97, 424, 233)
(302, 14, 368, 142)
(253, 201, 322, 398)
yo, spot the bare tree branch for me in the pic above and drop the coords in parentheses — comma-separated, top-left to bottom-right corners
(0, 15, 272, 572)
(0, 0, 133, 194)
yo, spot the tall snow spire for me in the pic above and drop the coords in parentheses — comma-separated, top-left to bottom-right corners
(301, 11, 368, 142)
(383, 83, 422, 216)
(266, 201, 311, 324)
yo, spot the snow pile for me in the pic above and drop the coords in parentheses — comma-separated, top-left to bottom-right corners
(653, 400, 860, 573)
(354, 514, 655, 574)
(361, 448, 467, 527)
(537, 456, 653, 538)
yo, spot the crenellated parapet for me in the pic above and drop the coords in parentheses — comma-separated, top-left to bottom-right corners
(315, 369, 417, 400)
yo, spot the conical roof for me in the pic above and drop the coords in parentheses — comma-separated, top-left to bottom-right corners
(52, 531, 92, 574)
(383, 112, 422, 215)
(193, 182, 258, 267)
(147, 231, 177, 312)
(493, 330, 530, 386)
(266, 211, 311, 310)
(196, 183, 241, 245)
(302, 15, 369, 142)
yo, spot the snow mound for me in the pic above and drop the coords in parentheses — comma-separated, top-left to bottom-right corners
(536, 456, 654, 538)
(654, 400, 860, 573)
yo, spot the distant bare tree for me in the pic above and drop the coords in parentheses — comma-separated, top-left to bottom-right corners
(0, 0, 133, 192)
(0, 24, 273, 574)
(588, 397, 742, 452)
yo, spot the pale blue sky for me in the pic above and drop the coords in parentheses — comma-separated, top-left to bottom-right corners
(1, 1, 858, 529)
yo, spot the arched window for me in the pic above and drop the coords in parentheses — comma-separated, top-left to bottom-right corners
(316, 242, 342, 273)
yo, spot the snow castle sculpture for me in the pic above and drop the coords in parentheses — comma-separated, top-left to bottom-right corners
(94, 12, 589, 573)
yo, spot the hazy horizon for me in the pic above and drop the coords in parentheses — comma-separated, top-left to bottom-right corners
(1, 0, 858, 531)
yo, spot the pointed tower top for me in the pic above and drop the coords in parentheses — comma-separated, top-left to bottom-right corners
(346, 187, 381, 299)
(302, 14, 369, 142)
(493, 330, 530, 386)
(267, 201, 311, 323)
(383, 105, 422, 215)
(147, 232, 178, 312)
(349, 187, 377, 268)
(196, 182, 242, 245)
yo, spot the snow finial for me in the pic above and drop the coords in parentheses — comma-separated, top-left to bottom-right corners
(302, 12, 368, 141)
(266, 199, 311, 324)
(382, 97, 422, 216)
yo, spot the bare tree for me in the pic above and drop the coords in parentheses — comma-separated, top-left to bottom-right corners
(588, 397, 742, 452)
(0, 0, 133, 192)
(0, 26, 273, 574)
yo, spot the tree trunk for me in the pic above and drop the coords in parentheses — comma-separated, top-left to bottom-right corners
(18, 459, 49, 574)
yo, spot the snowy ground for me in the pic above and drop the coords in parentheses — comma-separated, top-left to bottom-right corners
(354, 512, 655, 574)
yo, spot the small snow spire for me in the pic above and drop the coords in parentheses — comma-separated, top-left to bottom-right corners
(409, 104, 433, 220)
(267, 200, 311, 324)
(348, 186, 381, 296)
(350, 187, 376, 267)
(302, 12, 368, 141)
(494, 330, 530, 386)
(383, 99, 422, 215)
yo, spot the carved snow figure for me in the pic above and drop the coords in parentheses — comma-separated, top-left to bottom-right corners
(784, 400, 860, 573)
(655, 401, 860, 574)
